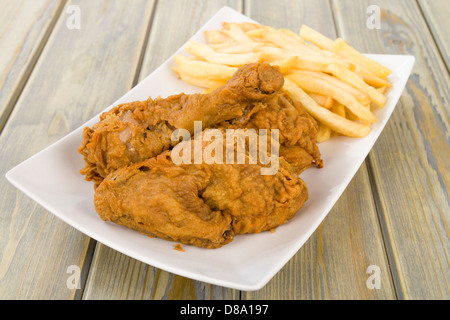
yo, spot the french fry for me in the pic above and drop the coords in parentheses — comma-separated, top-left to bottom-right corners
(184, 40, 260, 66)
(172, 67, 228, 89)
(259, 46, 297, 61)
(279, 28, 305, 44)
(287, 72, 376, 122)
(269, 57, 298, 74)
(331, 102, 346, 118)
(306, 92, 333, 109)
(226, 23, 255, 43)
(293, 54, 352, 72)
(223, 22, 263, 33)
(377, 86, 387, 94)
(299, 25, 334, 51)
(358, 67, 392, 88)
(292, 70, 371, 106)
(326, 63, 387, 107)
(332, 38, 392, 78)
(260, 49, 352, 72)
(248, 26, 312, 55)
(204, 30, 234, 44)
(210, 42, 264, 53)
(317, 123, 332, 142)
(173, 55, 237, 81)
(283, 78, 371, 137)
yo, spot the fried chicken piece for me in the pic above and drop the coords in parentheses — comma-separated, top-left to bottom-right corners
(221, 92, 323, 173)
(94, 131, 308, 248)
(79, 62, 284, 183)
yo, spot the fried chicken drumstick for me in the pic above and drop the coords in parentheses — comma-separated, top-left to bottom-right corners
(79, 62, 284, 183)
(94, 132, 308, 248)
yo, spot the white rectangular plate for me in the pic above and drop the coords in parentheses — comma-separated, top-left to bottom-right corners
(6, 7, 415, 291)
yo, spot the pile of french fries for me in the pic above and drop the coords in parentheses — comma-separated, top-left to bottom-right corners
(173, 22, 392, 142)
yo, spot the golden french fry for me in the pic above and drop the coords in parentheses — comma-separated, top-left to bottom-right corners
(204, 30, 234, 44)
(210, 42, 264, 53)
(269, 57, 298, 74)
(294, 70, 371, 106)
(172, 67, 228, 89)
(345, 105, 359, 121)
(173, 55, 237, 81)
(279, 29, 305, 44)
(377, 86, 387, 94)
(306, 92, 333, 109)
(345, 107, 372, 127)
(317, 123, 332, 142)
(223, 22, 263, 32)
(283, 78, 371, 137)
(326, 63, 387, 107)
(287, 72, 376, 122)
(259, 46, 297, 61)
(332, 38, 392, 78)
(358, 67, 392, 88)
(248, 26, 313, 55)
(299, 25, 334, 51)
(226, 23, 255, 42)
(291, 54, 352, 73)
(259, 48, 352, 73)
(184, 40, 261, 66)
(331, 102, 346, 118)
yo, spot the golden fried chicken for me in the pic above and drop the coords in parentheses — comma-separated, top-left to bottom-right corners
(94, 130, 308, 248)
(79, 62, 284, 183)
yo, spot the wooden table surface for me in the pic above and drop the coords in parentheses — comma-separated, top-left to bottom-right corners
(0, 0, 448, 300)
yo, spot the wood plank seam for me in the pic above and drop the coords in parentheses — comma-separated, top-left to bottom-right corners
(365, 158, 402, 299)
(416, 0, 450, 74)
(73, 238, 97, 300)
(131, 0, 158, 88)
(0, 0, 67, 134)
(328, 0, 341, 39)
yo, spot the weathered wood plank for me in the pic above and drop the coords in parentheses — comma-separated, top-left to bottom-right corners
(418, 0, 450, 70)
(0, 0, 155, 299)
(81, 0, 242, 300)
(242, 0, 395, 300)
(333, 0, 450, 299)
(0, 0, 65, 131)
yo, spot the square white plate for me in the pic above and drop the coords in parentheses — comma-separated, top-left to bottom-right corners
(6, 7, 415, 291)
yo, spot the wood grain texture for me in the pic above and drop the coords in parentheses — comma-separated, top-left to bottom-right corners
(418, 0, 450, 70)
(0, 0, 65, 131)
(333, 0, 450, 299)
(0, 0, 155, 299)
(81, 0, 243, 300)
(242, 0, 395, 300)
